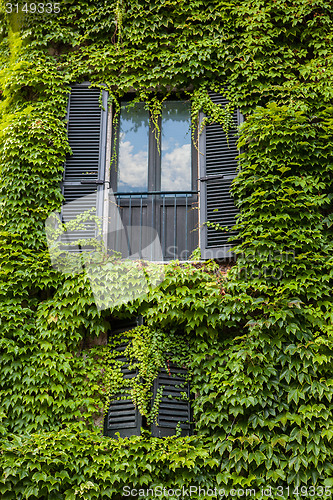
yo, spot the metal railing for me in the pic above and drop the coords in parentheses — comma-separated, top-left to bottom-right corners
(110, 191, 198, 261)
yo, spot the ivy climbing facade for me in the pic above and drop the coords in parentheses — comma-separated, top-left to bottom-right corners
(0, 0, 332, 498)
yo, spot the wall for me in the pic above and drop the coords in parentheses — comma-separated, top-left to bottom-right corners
(0, 1, 332, 498)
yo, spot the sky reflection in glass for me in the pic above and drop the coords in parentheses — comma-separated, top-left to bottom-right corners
(118, 102, 149, 192)
(117, 101, 191, 193)
(161, 101, 191, 192)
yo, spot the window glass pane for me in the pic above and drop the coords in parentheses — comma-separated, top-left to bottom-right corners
(161, 101, 191, 192)
(118, 102, 149, 192)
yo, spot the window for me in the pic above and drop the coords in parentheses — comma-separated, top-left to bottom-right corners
(113, 100, 193, 193)
(110, 98, 198, 261)
(103, 318, 191, 439)
(62, 83, 242, 261)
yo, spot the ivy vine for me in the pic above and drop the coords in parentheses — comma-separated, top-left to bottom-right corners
(0, 0, 332, 497)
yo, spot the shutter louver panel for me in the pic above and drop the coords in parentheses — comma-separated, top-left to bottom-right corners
(61, 83, 108, 245)
(206, 179, 238, 246)
(64, 85, 105, 183)
(200, 91, 242, 259)
(105, 342, 142, 438)
(104, 319, 142, 438)
(61, 187, 97, 244)
(151, 363, 191, 438)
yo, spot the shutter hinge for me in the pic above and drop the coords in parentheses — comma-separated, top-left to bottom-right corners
(199, 174, 236, 182)
(80, 179, 110, 185)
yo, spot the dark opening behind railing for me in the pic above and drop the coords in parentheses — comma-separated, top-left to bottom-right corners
(107, 191, 199, 261)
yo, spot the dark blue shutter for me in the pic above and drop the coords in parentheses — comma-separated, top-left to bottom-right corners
(199, 91, 243, 260)
(151, 362, 191, 438)
(62, 83, 108, 241)
(104, 318, 142, 438)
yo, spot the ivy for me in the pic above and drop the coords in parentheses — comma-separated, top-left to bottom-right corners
(103, 326, 191, 423)
(0, 0, 332, 497)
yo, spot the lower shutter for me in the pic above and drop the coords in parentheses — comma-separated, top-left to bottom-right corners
(151, 362, 191, 437)
(199, 91, 243, 260)
(105, 319, 191, 438)
(104, 318, 142, 438)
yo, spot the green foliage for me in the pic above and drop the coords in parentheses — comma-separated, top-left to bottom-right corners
(104, 326, 191, 423)
(0, 0, 332, 497)
(0, 426, 216, 499)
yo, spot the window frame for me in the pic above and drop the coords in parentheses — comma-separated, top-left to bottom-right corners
(110, 95, 199, 197)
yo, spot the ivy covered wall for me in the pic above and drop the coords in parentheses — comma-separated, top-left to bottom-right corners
(0, 0, 332, 498)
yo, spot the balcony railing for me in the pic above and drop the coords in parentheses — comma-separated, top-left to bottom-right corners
(108, 191, 199, 261)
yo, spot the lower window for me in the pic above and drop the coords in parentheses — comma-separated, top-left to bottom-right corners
(104, 318, 192, 438)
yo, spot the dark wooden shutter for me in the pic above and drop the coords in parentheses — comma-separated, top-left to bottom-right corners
(151, 362, 191, 437)
(62, 83, 108, 243)
(199, 91, 243, 260)
(104, 318, 142, 438)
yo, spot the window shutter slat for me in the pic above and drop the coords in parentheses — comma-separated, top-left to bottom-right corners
(62, 83, 108, 242)
(151, 362, 191, 438)
(104, 319, 142, 438)
(199, 91, 243, 260)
